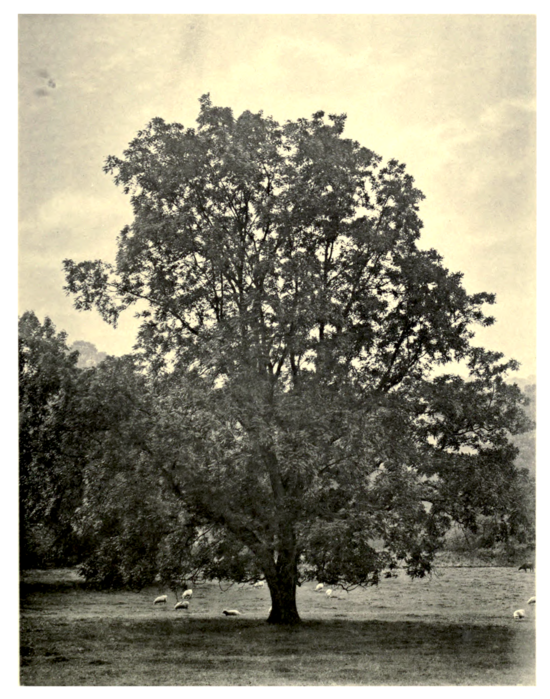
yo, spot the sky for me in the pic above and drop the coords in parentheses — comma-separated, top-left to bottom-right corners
(18, 13, 537, 378)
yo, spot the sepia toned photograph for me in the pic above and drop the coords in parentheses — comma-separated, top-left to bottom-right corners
(18, 12, 536, 686)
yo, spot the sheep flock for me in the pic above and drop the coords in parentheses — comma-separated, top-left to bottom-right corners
(152, 568, 535, 623)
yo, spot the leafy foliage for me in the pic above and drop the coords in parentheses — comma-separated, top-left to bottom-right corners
(19, 312, 86, 567)
(61, 96, 533, 622)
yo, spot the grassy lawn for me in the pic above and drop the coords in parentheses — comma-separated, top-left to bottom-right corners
(19, 569, 536, 685)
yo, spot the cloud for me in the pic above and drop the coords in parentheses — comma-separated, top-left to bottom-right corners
(388, 94, 535, 230)
(20, 188, 130, 262)
(215, 32, 401, 111)
(19, 185, 138, 353)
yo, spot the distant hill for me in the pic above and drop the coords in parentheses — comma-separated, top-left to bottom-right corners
(511, 378, 536, 477)
(71, 341, 107, 368)
(512, 375, 536, 391)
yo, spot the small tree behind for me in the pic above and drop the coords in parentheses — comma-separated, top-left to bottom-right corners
(19, 312, 85, 567)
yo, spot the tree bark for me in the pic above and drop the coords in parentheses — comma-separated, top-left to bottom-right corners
(265, 525, 301, 625)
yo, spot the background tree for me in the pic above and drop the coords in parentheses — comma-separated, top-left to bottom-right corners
(443, 376, 535, 562)
(19, 312, 86, 567)
(64, 95, 533, 623)
(71, 340, 107, 368)
(68, 355, 171, 588)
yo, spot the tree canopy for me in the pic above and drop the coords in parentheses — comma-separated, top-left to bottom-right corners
(62, 95, 533, 623)
(19, 312, 86, 567)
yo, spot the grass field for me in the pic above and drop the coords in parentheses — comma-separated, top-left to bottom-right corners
(19, 566, 536, 686)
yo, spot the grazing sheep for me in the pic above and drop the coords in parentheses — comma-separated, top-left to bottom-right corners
(253, 581, 265, 588)
(315, 583, 324, 591)
(518, 563, 534, 572)
(182, 589, 193, 599)
(174, 600, 189, 610)
(154, 595, 168, 605)
(222, 609, 241, 616)
(325, 588, 333, 597)
(513, 609, 526, 620)
(528, 597, 536, 605)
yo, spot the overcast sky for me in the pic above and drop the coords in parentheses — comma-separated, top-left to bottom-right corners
(18, 14, 536, 378)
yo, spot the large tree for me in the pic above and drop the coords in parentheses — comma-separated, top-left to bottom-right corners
(64, 95, 532, 623)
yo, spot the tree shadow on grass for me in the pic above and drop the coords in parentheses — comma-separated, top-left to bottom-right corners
(20, 616, 535, 686)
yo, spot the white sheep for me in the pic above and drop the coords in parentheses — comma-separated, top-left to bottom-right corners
(315, 583, 324, 591)
(182, 589, 193, 599)
(528, 596, 536, 605)
(325, 588, 333, 597)
(174, 600, 189, 610)
(513, 609, 526, 620)
(222, 609, 242, 616)
(154, 595, 168, 605)
(253, 581, 265, 588)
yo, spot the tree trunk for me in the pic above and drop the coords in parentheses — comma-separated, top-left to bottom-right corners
(266, 564, 301, 624)
(265, 526, 301, 625)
